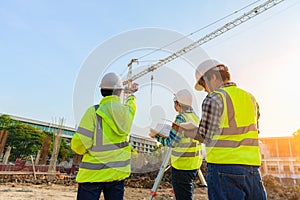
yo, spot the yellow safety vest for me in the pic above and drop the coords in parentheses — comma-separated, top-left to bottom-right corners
(71, 95, 136, 182)
(206, 86, 261, 166)
(171, 112, 202, 170)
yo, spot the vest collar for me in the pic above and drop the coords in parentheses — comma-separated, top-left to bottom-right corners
(100, 95, 121, 104)
(180, 107, 194, 114)
(216, 82, 236, 90)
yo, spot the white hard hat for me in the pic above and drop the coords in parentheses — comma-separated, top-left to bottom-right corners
(100, 72, 124, 89)
(173, 89, 192, 107)
(194, 59, 223, 91)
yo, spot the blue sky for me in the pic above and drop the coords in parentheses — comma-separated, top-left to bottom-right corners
(1, 0, 300, 137)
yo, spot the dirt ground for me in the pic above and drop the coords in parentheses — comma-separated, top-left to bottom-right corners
(1, 179, 300, 200)
(0, 183, 208, 200)
(1, 174, 300, 200)
(0, 183, 76, 200)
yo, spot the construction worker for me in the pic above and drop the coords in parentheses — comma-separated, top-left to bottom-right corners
(182, 59, 267, 200)
(150, 89, 202, 200)
(71, 72, 137, 200)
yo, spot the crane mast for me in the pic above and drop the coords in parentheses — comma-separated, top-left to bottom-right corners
(123, 0, 285, 86)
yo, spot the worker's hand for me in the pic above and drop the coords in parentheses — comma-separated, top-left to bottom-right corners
(131, 83, 139, 93)
(172, 122, 180, 132)
(124, 83, 138, 96)
(149, 131, 157, 138)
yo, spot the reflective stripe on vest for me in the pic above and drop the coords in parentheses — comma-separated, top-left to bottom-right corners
(177, 142, 197, 148)
(77, 127, 94, 138)
(206, 87, 261, 166)
(80, 159, 130, 170)
(208, 138, 259, 148)
(172, 151, 200, 157)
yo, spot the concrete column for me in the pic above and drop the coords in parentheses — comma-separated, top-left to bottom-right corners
(288, 138, 297, 184)
(275, 139, 282, 183)
(3, 146, 11, 164)
(48, 132, 62, 172)
(0, 130, 9, 157)
(35, 150, 41, 165)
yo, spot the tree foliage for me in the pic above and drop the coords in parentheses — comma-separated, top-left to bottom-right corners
(2, 115, 73, 163)
(0, 114, 13, 128)
(5, 124, 45, 161)
(59, 138, 73, 162)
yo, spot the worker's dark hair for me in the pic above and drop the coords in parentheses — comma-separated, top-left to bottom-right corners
(101, 89, 122, 97)
(180, 104, 190, 111)
(201, 66, 231, 83)
(174, 101, 190, 111)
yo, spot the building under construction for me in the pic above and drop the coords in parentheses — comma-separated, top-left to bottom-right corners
(260, 135, 300, 185)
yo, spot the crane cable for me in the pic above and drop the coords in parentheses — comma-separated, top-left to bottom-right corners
(123, 0, 286, 86)
(137, 0, 263, 62)
(150, 75, 154, 106)
(130, 0, 264, 99)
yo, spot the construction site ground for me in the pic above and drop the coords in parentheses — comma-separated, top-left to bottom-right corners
(0, 183, 207, 200)
(0, 173, 300, 200)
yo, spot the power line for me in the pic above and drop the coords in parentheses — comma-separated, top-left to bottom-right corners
(123, 0, 286, 85)
(205, 0, 300, 50)
(137, 0, 263, 61)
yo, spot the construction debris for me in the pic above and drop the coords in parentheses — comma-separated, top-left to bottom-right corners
(0, 170, 299, 200)
(0, 173, 76, 186)
(126, 169, 171, 189)
(263, 175, 300, 200)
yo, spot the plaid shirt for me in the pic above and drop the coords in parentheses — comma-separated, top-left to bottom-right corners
(155, 108, 195, 147)
(195, 82, 260, 144)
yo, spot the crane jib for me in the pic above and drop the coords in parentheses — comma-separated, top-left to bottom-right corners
(122, 0, 285, 86)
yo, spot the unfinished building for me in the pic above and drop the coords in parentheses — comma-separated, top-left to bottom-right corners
(260, 135, 300, 185)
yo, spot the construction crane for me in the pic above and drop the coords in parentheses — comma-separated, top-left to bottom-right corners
(123, 0, 285, 89)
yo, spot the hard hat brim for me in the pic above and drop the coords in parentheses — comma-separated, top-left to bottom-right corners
(99, 86, 124, 89)
(194, 82, 204, 91)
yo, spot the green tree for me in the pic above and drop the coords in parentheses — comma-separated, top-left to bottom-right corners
(2, 115, 73, 163)
(0, 114, 13, 128)
(5, 124, 45, 161)
(58, 138, 73, 162)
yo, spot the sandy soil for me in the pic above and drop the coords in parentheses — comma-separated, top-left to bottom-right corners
(1, 175, 300, 200)
(0, 183, 77, 200)
(0, 183, 208, 200)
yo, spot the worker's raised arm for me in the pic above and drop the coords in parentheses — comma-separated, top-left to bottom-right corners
(125, 95, 136, 117)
